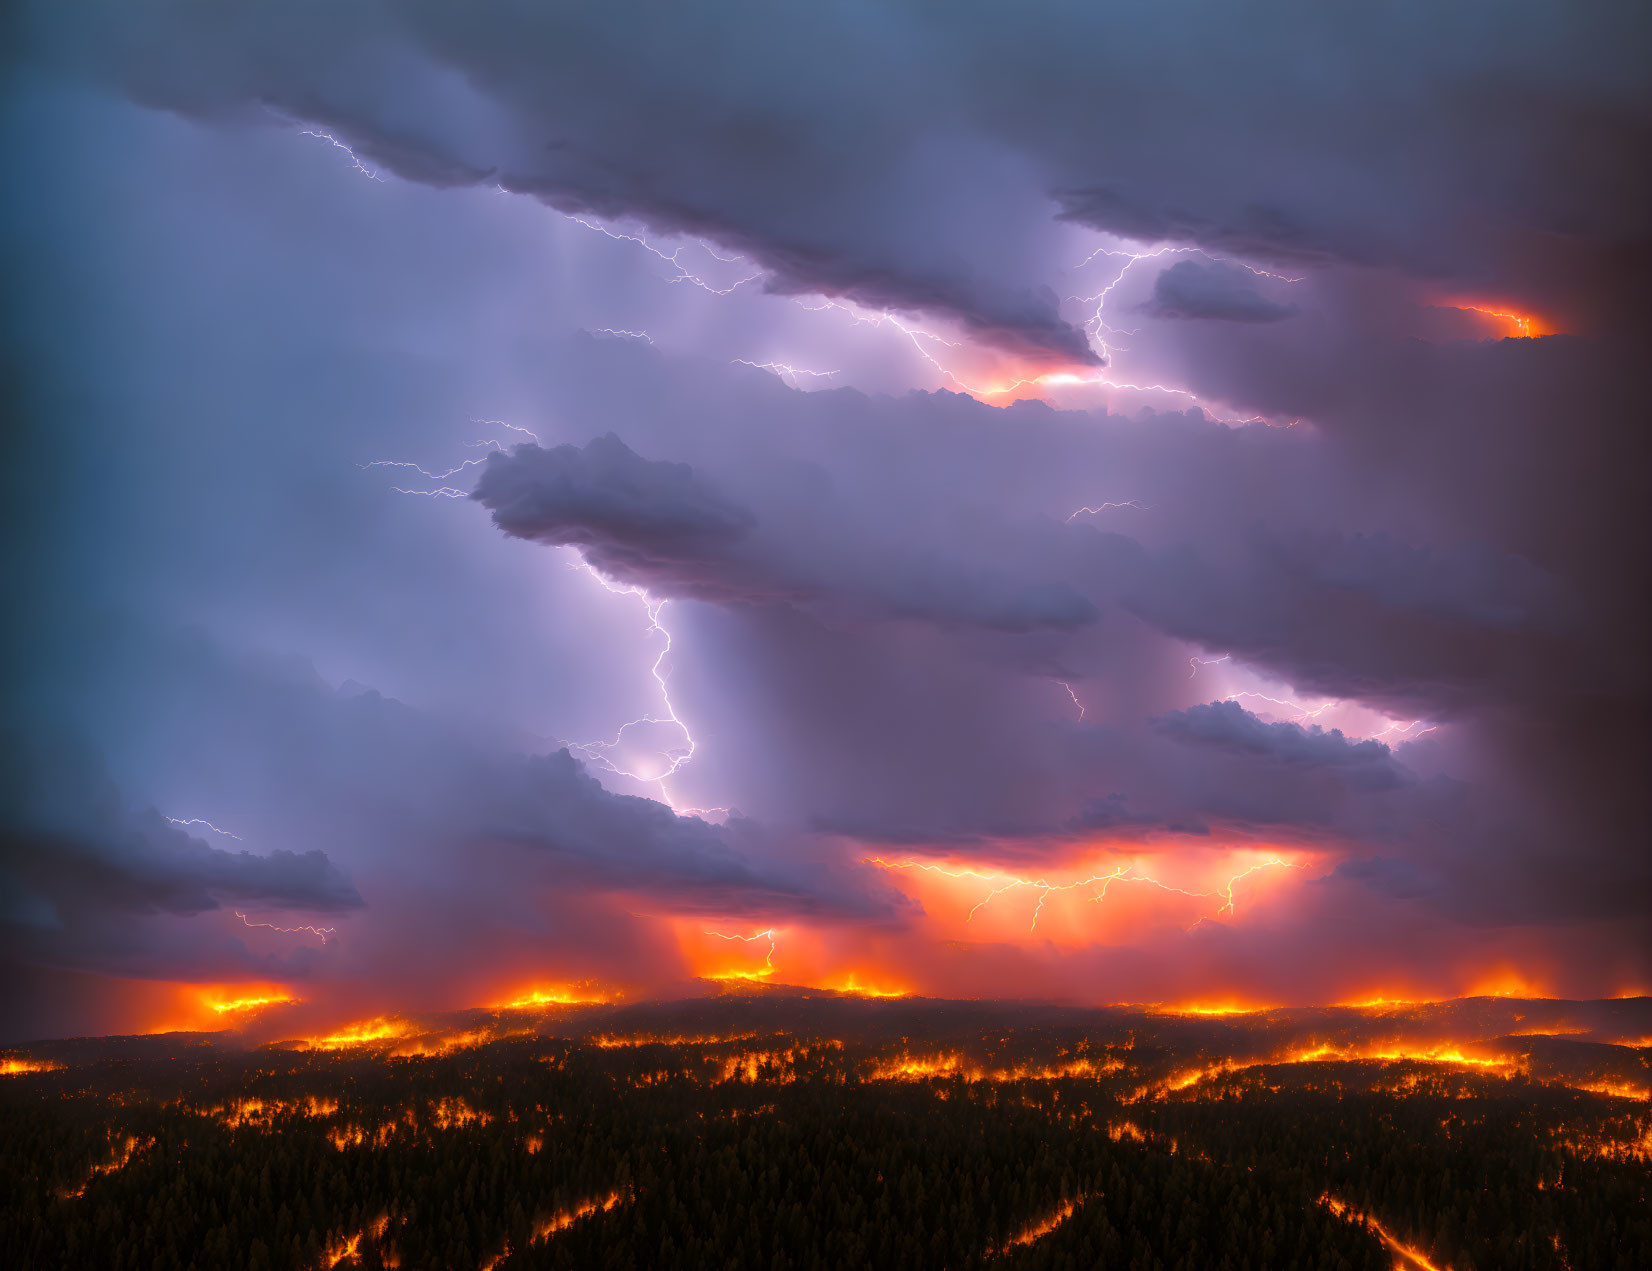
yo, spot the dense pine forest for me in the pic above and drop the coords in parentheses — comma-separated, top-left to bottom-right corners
(2, 994, 1648, 1270)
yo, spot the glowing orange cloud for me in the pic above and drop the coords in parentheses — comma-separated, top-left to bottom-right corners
(865, 846, 1306, 945)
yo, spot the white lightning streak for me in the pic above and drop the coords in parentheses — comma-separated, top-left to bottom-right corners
(235, 911, 336, 943)
(732, 358, 840, 385)
(564, 216, 764, 294)
(166, 817, 243, 842)
(298, 129, 384, 182)
(1067, 501, 1152, 520)
(564, 557, 700, 803)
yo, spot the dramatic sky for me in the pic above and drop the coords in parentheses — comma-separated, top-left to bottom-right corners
(4, 2, 1649, 1043)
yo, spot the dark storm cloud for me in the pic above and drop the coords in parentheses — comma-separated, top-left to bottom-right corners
(473, 435, 1099, 633)
(1156, 702, 1405, 787)
(1139, 261, 1299, 324)
(474, 433, 756, 593)
(498, 339, 1644, 940)
(0, 734, 363, 920)
(39, 0, 1652, 359)
(0, 732, 362, 980)
(488, 749, 900, 921)
(1090, 527, 1571, 718)
(6, 0, 1649, 1018)
(109, 636, 903, 927)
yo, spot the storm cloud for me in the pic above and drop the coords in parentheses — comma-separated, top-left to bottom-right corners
(2, 0, 1647, 1035)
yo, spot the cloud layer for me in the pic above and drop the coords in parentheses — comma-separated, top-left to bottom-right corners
(2, 1, 1647, 1037)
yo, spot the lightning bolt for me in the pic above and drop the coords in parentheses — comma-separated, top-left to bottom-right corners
(591, 328, 655, 343)
(298, 128, 385, 182)
(292, 120, 1297, 423)
(1059, 682, 1086, 720)
(1067, 501, 1152, 519)
(1221, 690, 1336, 723)
(703, 928, 777, 977)
(563, 556, 700, 805)
(563, 215, 764, 294)
(1373, 719, 1437, 743)
(731, 359, 841, 386)
(1188, 655, 1231, 679)
(235, 911, 336, 943)
(165, 817, 244, 842)
(360, 422, 711, 812)
(1065, 241, 1300, 419)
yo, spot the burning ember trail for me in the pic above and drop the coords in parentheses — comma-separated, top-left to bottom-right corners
(993, 1195, 1089, 1256)
(1321, 1196, 1451, 1271)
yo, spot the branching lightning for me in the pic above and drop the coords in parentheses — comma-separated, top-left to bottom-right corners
(703, 928, 778, 979)
(732, 359, 840, 386)
(298, 129, 385, 182)
(360, 419, 710, 812)
(562, 557, 699, 804)
(1065, 241, 1301, 420)
(563, 216, 764, 294)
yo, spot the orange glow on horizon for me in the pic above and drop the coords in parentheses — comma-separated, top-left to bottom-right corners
(1463, 969, 1553, 1000)
(826, 972, 912, 998)
(1153, 999, 1278, 1017)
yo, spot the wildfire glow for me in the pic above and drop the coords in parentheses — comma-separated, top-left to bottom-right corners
(1, 1057, 62, 1076)
(302, 1017, 412, 1050)
(496, 984, 614, 1011)
(61, 1135, 153, 1199)
(827, 972, 911, 998)
(206, 992, 299, 1015)
(532, 1189, 630, 1242)
(994, 1196, 1088, 1255)
(1464, 970, 1553, 999)
(1156, 1001, 1276, 1017)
